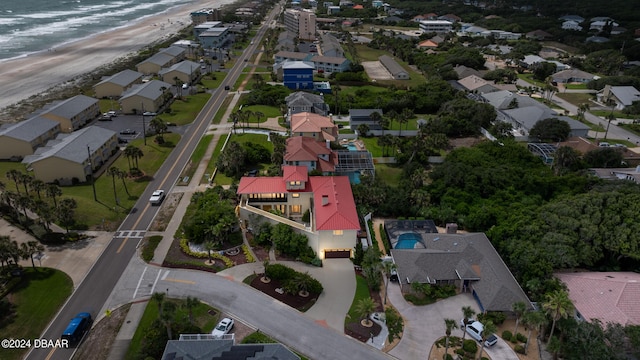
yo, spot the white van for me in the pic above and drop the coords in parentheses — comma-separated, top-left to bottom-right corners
(464, 321, 484, 341)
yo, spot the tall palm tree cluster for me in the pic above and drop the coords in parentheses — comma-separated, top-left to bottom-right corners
(0, 236, 44, 270)
(2, 169, 79, 233)
(230, 109, 265, 133)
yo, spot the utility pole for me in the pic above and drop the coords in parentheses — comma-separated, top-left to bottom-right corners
(87, 145, 97, 201)
(141, 102, 147, 145)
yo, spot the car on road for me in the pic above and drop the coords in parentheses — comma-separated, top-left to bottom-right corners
(224, 85, 230, 90)
(99, 113, 113, 121)
(149, 190, 165, 205)
(142, 111, 157, 116)
(211, 317, 234, 338)
(120, 129, 136, 135)
(107, 111, 117, 117)
(62, 312, 92, 344)
(117, 137, 128, 144)
(484, 334, 498, 347)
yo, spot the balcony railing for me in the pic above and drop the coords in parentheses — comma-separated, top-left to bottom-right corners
(240, 198, 312, 233)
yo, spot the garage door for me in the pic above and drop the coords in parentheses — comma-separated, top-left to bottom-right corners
(324, 249, 351, 258)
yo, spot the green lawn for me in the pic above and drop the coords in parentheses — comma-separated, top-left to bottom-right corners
(213, 95, 234, 124)
(375, 164, 403, 187)
(178, 134, 213, 186)
(591, 109, 634, 119)
(0, 268, 73, 360)
(555, 93, 593, 107)
(125, 297, 219, 360)
(200, 71, 227, 91)
(212, 133, 271, 186)
(158, 93, 211, 126)
(234, 104, 281, 124)
(353, 44, 389, 62)
(360, 137, 383, 157)
(387, 118, 421, 131)
(345, 275, 370, 326)
(59, 133, 181, 228)
(202, 134, 228, 185)
(517, 73, 546, 88)
(564, 83, 588, 90)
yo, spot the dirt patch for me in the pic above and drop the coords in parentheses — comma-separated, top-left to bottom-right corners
(76, 304, 130, 360)
(449, 136, 485, 149)
(149, 192, 183, 232)
(249, 275, 318, 311)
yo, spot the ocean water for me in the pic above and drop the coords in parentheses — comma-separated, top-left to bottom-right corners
(0, 0, 194, 61)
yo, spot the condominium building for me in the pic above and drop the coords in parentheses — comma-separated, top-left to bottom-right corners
(284, 9, 316, 41)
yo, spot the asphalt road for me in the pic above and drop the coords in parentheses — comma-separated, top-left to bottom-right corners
(25, 4, 281, 360)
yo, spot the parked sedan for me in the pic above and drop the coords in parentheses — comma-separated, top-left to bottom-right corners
(120, 129, 137, 135)
(211, 318, 234, 338)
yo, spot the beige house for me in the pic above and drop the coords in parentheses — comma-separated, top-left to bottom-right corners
(136, 53, 176, 75)
(94, 69, 143, 98)
(22, 126, 118, 184)
(39, 95, 100, 133)
(159, 60, 201, 86)
(0, 116, 61, 160)
(119, 80, 172, 114)
(290, 112, 337, 141)
(237, 166, 360, 259)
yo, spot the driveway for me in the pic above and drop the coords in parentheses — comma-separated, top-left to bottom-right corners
(386, 283, 518, 360)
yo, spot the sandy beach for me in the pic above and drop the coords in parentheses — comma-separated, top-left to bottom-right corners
(0, 0, 236, 113)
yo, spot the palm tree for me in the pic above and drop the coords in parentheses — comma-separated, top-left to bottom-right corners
(382, 261, 396, 305)
(151, 291, 166, 316)
(369, 111, 382, 135)
(183, 296, 200, 324)
(477, 320, 497, 360)
(254, 111, 264, 127)
(57, 198, 77, 233)
(354, 297, 377, 327)
(160, 301, 176, 340)
(287, 272, 314, 297)
(149, 117, 167, 143)
(19, 172, 32, 194)
(543, 289, 574, 343)
(16, 194, 32, 224)
(512, 301, 527, 335)
(6, 169, 22, 193)
(522, 310, 546, 354)
(261, 260, 270, 282)
(577, 102, 590, 121)
(116, 168, 130, 197)
(46, 184, 62, 208)
(461, 306, 476, 340)
(444, 318, 458, 359)
(21, 241, 44, 269)
(203, 240, 217, 265)
(30, 178, 45, 200)
(124, 145, 144, 170)
(108, 167, 120, 204)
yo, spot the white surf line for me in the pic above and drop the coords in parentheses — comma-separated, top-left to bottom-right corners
(132, 266, 148, 299)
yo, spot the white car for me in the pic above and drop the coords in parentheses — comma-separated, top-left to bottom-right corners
(211, 317, 234, 338)
(182, 83, 189, 89)
(107, 110, 117, 117)
(461, 319, 484, 341)
(149, 190, 165, 205)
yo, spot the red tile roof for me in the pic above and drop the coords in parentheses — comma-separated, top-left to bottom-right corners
(556, 272, 640, 325)
(237, 177, 288, 194)
(353, 4, 364, 9)
(284, 136, 332, 161)
(283, 165, 308, 182)
(310, 176, 360, 231)
(291, 112, 336, 132)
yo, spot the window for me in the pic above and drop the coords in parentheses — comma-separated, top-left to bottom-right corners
(289, 181, 301, 186)
(290, 204, 302, 214)
(292, 193, 300, 198)
(333, 230, 343, 235)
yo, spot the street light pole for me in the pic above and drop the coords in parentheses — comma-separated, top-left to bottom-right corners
(87, 145, 97, 201)
(141, 102, 147, 145)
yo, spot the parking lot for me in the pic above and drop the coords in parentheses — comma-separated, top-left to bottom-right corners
(91, 111, 188, 145)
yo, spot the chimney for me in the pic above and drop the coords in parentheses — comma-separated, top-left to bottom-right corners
(446, 223, 458, 234)
(322, 195, 329, 206)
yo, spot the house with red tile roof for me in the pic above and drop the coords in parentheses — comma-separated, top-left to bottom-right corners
(237, 166, 360, 258)
(290, 112, 338, 142)
(284, 136, 337, 173)
(556, 272, 640, 325)
(352, 4, 364, 10)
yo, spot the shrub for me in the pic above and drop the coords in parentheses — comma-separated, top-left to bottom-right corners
(455, 348, 465, 356)
(242, 245, 255, 263)
(502, 330, 512, 341)
(516, 333, 527, 343)
(179, 239, 234, 267)
(462, 339, 478, 353)
(515, 345, 526, 354)
(445, 354, 454, 360)
(511, 336, 519, 343)
(310, 257, 322, 267)
(478, 311, 506, 325)
(265, 263, 296, 281)
(142, 236, 163, 263)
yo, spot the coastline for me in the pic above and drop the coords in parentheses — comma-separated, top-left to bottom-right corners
(0, 0, 236, 114)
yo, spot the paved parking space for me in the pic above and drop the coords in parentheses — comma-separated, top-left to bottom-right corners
(362, 60, 393, 80)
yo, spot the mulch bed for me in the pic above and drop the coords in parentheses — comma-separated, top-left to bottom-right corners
(249, 275, 318, 311)
(344, 270, 385, 343)
(245, 232, 269, 262)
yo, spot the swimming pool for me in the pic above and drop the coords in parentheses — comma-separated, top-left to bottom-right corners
(345, 144, 358, 151)
(394, 232, 423, 249)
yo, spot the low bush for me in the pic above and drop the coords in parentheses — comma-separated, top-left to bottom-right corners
(478, 311, 506, 325)
(265, 263, 296, 281)
(142, 236, 163, 262)
(462, 339, 478, 353)
(511, 336, 519, 344)
(516, 333, 527, 343)
(242, 245, 255, 263)
(515, 345, 526, 354)
(502, 330, 512, 341)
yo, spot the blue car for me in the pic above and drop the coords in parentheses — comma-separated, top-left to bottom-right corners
(62, 312, 92, 344)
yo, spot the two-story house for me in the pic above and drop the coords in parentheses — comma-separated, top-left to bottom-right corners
(290, 112, 337, 141)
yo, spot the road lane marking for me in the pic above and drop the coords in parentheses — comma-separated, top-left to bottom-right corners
(149, 268, 162, 295)
(132, 266, 148, 299)
(163, 278, 196, 285)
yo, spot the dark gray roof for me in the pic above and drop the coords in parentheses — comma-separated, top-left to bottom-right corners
(161, 338, 300, 360)
(96, 69, 143, 87)
(159, 60, 201, 76)
(22, 126, 116, 165)
(285, 91, 324, 106)
(40, 95, 98, 120)
(121, 80, 172, 101)
(609, 86, 640, 106)
(159, 45, 186, 57)
(275, 51, 310, 60)
(0, 116, 60, 142)
(309, 55, 349, 65)
(138, 52, 174, 67)
(453, 65, 483, 79)
(378, 55, 407, 77)
(349, 109, 383, 117)
(390, 232, 532, 312)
